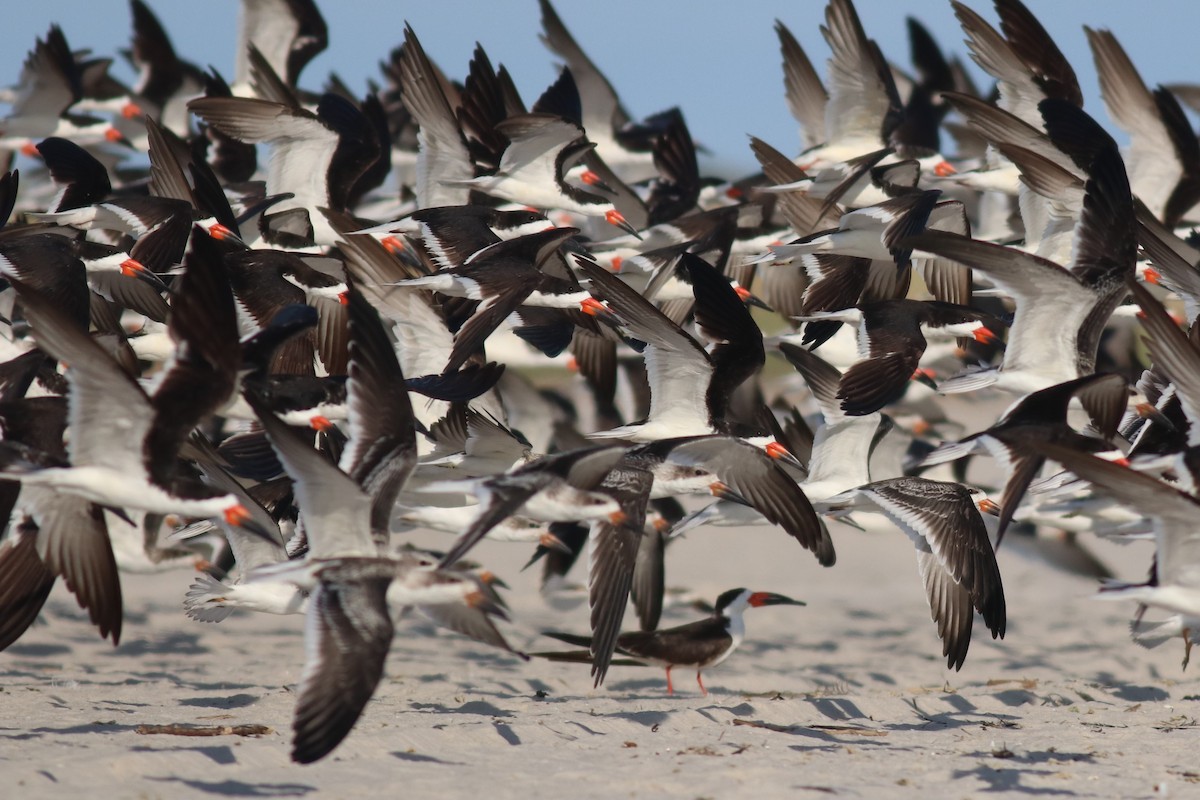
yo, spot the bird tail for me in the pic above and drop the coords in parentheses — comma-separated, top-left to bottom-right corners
(542, 630, 594, 648)
(183, 574, 235, 623)
(1129, 616, 1182, 650)
(527, 650, 646, 667)
(527, 649, 594, 663)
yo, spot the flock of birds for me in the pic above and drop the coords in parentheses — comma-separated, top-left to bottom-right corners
(1, 0, 1199, 765)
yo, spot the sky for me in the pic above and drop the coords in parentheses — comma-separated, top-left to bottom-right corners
(1, 1, 1199, 175)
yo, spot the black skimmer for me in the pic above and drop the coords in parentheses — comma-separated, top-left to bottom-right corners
(949, 0, 1083, 244)
(537, 0, 657, 184)
(244, 389, 519, 631)
(395, 24, 474, 209)
(1024, 441, 1200, 668)
(0, 169, 16, 231)
(244, 389, 376, 558)
(445, 112, 640, 237)
(795, 299, 1000, 415)
(188, 92, 380, 246)
(1129, 609, 1200, 669)
(233, 0, 327, 95)
(0, 233, 97, 333)
(451, 50, 654, 237)
(191, 68, 260, 185)
(14, 0, 1200, 755)
(1135, 209, 1200, 324)
(765, 190, 966, 273)
(627, 498, 686, 632)
(245, 391, 519, 762)
(763, 193, 975, 337)
(905, 100, 1136, 396)
(285, 553, 510, 764)
(391, 225, 581, 375)
(992, 0, 1084, 108)
(142, 229, 244, 479)
(433, 443, 629, 568)
(919, 372, 1130, 543)
(140, 115, 246, 239)
(0, 26, 129, 151)
(787, 254, 928, 353)
(2, 238, 262, 535)
(583, 461, 653, 686)
(775, 20, 827, 155)
(234, 287, 463, 475)
(824, 477, 1006, 669)
(224, 248, 350, 375)
(27, 193, 204, 271)
(68, 237, 172, 324)
(625, 434, 834, 566)
(0, 397, 121, 650)
(771, 11, 965, 204)
(0, 493, 120, 650)
(634, 109, 701, 227)
(1085, 28, 1200, 227)
(749, 135, 841, 238)
(778, 342, 893, 503)
(451, 42, 522, 174)
(585, 432, 818, 666)
(126, 0, 208, 136)
(411, 403, 532, 482)
(1124, 278, 1200, 444)
(578, 253, 764, 441)
(363, 205, 550, 271)
(393, 503, 560, 551)
(538, 588, 805, 695)
(330, 209, 519, 424)
(952, 0, 1082, 131)
(173, 433, 294, 622)
(35, 135, 111, 212)
(937, 90, 1085, 261)
(335, 288, 417, 542)
(779, 0, 953, 177)
(389, 223, 584, 309)
(792, 0, 901, 170)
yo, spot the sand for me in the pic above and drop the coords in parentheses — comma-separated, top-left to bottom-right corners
(1, 514, 1196, 800)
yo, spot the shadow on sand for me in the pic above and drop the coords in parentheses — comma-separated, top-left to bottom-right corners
(147, 777, 315, 797)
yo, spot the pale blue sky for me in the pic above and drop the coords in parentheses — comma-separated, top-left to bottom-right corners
(2, 1, 1197, 173)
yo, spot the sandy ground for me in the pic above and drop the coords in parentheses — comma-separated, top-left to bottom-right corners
(1, 513, 1197, 800)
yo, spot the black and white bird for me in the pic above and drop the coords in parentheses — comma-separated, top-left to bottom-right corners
(537, 588, 806, 695)
(2, 239, 263, 535)
(823, 477, 1006, 670)
(793, 298, 1000, 415)
(445, 113, 640, 238)
(578, 253, 765, 441)
(906, 100, 1136, 397)
(189, 92, 379, 246)
(1025, 442, 1200, 668)
(433, 444, 630, 568)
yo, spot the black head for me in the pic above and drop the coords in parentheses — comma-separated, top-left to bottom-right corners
(714, 588, 806, 615)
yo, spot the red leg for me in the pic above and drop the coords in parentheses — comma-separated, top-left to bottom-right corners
(697, 670, 707, 696)
(666, 666, 673, 695)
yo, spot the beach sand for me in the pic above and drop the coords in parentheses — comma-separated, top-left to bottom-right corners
(2, 515, 1195, 799)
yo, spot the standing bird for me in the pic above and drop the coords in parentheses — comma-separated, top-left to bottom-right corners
(537, 588, 805, 695)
